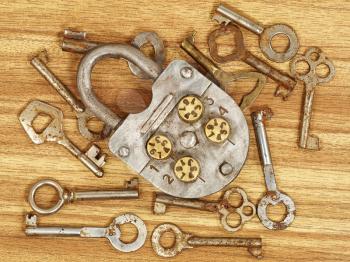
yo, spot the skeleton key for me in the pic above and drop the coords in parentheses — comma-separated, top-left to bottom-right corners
(214, 4, 299, 63)
(252, 108, 296, 230)
(152, 223, 263, 258)
(28, 178, 138, 215)
(62, 29, 165, 79)
(25, 213, 147, 252)
(181, 32, 266, 111)
(19, 100, 106, 177)
(31, 50, 112, 141)
(291, 47, 336, 150)
(153, 187, 255, 233)
(208, 23, 297, 100)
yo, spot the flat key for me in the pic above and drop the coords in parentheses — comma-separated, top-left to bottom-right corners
(153, 188, 256, 233)
(19, 100, 106, 177)
(290, 47, 336, 150)
(181, 32, 266, 111)
(208, 23, 297, 100)
(25, 213, 147, 252)
(252, 108, 296, 230)
(214, 4, 299, 63)
(28, 178, 139, 215)
(152, 223, 263, 258)
(31, 50, 112, 141)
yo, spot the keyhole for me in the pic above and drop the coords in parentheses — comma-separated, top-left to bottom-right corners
(86, 117, 105, 133)
(271, 33, 290, 53)
(267, 202, 287, 222)
(33, 184, 59, 209)
(119, 223, 138, 244)
(160, 230, 176, 248)
(32, 113, 52, 133)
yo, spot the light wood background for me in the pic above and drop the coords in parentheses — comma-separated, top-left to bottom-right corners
(0, 1, 349, 261)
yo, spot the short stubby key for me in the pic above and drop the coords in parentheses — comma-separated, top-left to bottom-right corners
(19, 100, 106, 177)
(181, 32, 267, 111)
(290, 47, 336, 150)
(252, 108, 296, 230)
(62, 29, 165, 79)
(153, 187, 256, 233)
(208, 23, 297, 100)
(28, 178, 139, 215)
(151, 223, 263, 258)
(25, 213, 147, 252)
(214, 4, 299, 63)
(31, 50, 113, 141)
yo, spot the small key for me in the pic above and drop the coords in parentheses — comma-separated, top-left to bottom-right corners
(19, 100, 106, 177)
(181, 32, 266, 111)
(208, 23, 297, 100)
(151, 223, 262, 258)
(153, 187, 255, 233)
(62, 29, 165, 79)
(28, 178, 139, 215)
(290, 47, 335, 150)
(214, 4, 299, 63)
(252, 108, 296, 230)
(31, 50, 112, 141)
(25, 213, 147, 252)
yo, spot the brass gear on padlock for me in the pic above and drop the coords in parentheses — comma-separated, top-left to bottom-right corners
(204, 117, 230, 143)
(177, 95, 204, 123)
(174, 156, 201, 183)
(146, 134, 173, 160)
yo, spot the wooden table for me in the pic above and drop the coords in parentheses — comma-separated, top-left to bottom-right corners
(1, 1, 349, 261)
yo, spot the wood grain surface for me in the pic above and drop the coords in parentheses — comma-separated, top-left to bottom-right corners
(0, 1, 349, 261)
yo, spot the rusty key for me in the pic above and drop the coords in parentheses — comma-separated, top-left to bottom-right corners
(208, 23, 297, 100)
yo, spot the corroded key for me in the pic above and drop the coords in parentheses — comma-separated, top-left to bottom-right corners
(19, 100, 106, 177)
(181, 32, 266, 111)
(152, 223, 263, 258)
(153, 187, 256, 233)
(208, 23, 297, 100)
(290, 47, 336, 150)
(28, 178, 139, 215)
(31, 50, 112, 141)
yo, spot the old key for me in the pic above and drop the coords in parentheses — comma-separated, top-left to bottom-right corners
(153, 188, 255, 233)
(19, 100, 106, 177)
(152, 223, 262, 258)
(291, 47, 336, 150)
(208, 23, 297, 99)
(252, 108, 296, 230)
(28, 178, 139, 215)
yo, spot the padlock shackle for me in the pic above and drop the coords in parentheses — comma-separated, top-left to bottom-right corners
(77, 44, 162, 128)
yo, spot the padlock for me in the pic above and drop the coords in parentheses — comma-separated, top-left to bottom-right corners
(77, 44, 249, 198)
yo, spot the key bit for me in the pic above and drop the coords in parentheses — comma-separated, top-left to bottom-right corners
(85, 144, 106, 168)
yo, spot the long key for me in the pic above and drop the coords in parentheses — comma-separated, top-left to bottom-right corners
(25, 213, 147, 252)
(214, 4, 299, 63)
(153, 188, 255, 233)
(31, 50, 112, 141)
(181, 32, 266, 111)
(290, 47, 335, 150)
(28, 178, 139, 215)
(152, 223, 262, 258)
(208, 23, 297, 100)
(19, 100, 106, 177)
(252, 108, 296, 230)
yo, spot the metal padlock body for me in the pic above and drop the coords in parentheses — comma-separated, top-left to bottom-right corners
(77, 45, 249, 198)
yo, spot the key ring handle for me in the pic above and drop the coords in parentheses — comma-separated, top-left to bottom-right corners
(28, 179, 65, 215)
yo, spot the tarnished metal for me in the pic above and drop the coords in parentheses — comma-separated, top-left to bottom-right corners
(208, 24, 297, 100)
(153, 187, 256, 233)
(151, 223, 262, 258)
(252, 108, 296, 230)
(25, 213, 147, 252)
(31, 50, 112, 141)
(28, 178, 139, 215)
(181, 32, 266, 110)
(290, 47, 336, 150)
(19, 100, 106, 177)
(215, 4, 299, 63)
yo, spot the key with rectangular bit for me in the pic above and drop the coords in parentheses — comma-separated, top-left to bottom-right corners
(208, 23, 297, 100)
(28, 178, 139, 215)
(31, 50, 112, 141)
(19, 100, 106, 177)
(152, 223, 262, 258)
(290, 47, 335, 150)
(153, 188, 255, 233)
(25, 213, 147, 252)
